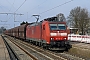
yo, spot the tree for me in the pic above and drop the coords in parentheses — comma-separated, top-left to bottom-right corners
(0, 27, 6, 34)
(56, 13, 66, 22)
(67, 6, 90, 35)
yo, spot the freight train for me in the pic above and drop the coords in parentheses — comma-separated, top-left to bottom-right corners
(4, 16, 72, 51)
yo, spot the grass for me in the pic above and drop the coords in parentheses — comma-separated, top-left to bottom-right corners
(68, 46, 90, 59)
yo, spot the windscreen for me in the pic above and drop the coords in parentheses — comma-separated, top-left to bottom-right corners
(50, 24, 66, 30)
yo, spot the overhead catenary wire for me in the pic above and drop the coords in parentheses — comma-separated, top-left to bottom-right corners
(5, 0, 15, 12)
(26, 0, 48, 20)
(8, 0, 26, 20)
(1, 0, 26, 28)
(26, 0, 74, 21)
(1, 0, 15, 25)
(12, 0, 26, 22)
(4, 0, 26, 21)
(0, 6, 10, 28)
(28, 0, 48, 12)
(14, 0, 27, 13)
(5, 0, 24, 22)
(39, 0, 74, 14)
(1, 0, 74, 29)
(0, 3, 11, 28)
(12, 0, 26, 27)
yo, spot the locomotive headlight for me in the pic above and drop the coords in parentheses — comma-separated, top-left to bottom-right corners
(51, 38, 53, 40)
(51, 38, 54, 40)
(61, 33, 67, 36)
(64, 38, 66, 40)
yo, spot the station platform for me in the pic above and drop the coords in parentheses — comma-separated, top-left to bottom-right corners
(0, 35, 10, 60)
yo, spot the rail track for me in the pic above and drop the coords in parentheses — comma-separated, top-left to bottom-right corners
(3, 35, 86, 60)
(1, 35, 19, 60)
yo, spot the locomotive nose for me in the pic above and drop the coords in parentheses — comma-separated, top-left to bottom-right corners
(50, 37, 67, 41)
(50, 32, 68, 41)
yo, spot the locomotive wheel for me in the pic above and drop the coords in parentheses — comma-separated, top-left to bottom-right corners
(42, 43, 49, 49)
(38, 42, 41, 47)
(35, 42, 38, 46)
(42, 43, 45, 48)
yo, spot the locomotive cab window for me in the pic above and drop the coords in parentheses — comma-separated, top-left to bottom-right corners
(50, 24, 66, 30)
(58, 24, 66, 30)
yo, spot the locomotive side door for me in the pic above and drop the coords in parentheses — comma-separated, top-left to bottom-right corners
(42, 25, 45, 40)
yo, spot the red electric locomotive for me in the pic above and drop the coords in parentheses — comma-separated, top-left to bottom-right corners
(26, 17, 71, 50)
(4, 15, 71, 51)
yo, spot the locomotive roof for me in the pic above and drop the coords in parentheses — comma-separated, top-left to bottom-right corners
(44, 17, 57, 22)
(43, 16, 66, 22)
(28, 22, 42, 26)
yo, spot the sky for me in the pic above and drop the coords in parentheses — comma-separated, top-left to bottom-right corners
(0, 0, 90, 29)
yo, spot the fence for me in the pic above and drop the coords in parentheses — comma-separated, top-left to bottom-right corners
(68, 34, 90, 43)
